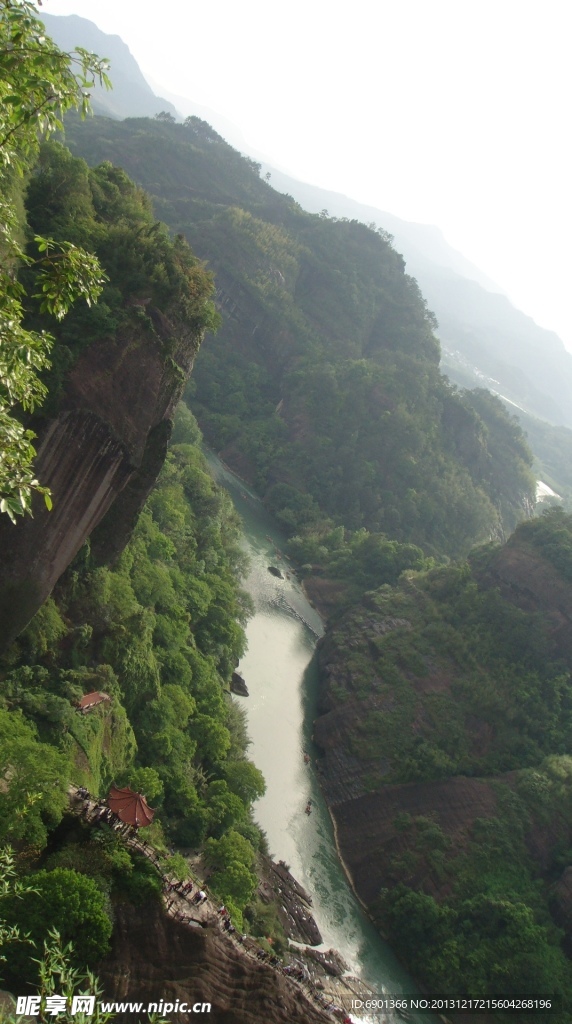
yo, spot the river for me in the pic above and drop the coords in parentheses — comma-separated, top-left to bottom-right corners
(205, 451, 432, 1023)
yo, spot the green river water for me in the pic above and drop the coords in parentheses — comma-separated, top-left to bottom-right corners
(205, 452, 435, 1024)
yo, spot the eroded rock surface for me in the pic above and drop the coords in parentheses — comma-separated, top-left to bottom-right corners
(96, 903, 331, 1024)
(258, 859, 322, 946)
(0, 317, 197, 648)
(230, 672, 249, 697)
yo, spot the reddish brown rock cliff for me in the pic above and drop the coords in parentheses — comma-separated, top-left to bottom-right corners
(0, 314, 198, 648)
(97, 903, 330, 1024)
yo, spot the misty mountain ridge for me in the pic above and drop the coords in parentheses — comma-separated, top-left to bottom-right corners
(257, 168, 504, 294)
(40, 13, 177, 120)
(253, 167, 572, 428)
(46, 11, 572, 433)
(135, 76, 507, 297)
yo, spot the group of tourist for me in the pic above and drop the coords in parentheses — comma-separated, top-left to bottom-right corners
(160, 871, 353, 1022)
(162, 877, 209, 920)
(76, 787, 139, 840)
(283, 962, 308, 981)
(255, 948, 282, 967)
(254, 951, 352, 1022)
(90, 803, 138, 839)
(70, 785, 351, 1023)
(218, 907, 237, 935)
(164, 878, 194, 897)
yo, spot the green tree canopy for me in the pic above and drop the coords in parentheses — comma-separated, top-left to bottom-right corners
(0, 708, 70, 848)
(204, 829, 257, 910)
(223, 759, 266, 806)
(0, 0, 110, 519)
(1, 867, 112, 986)
(125, 766, 164, 804)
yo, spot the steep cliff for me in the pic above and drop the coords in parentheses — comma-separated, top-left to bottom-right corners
(64, 115, 536, 559)
(96, 903, 331, 1024)
(313, 508, 572, 1008)
(0, 146, 216, 648)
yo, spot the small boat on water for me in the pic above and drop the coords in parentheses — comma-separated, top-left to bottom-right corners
(305, 799, 312, 815)
(303, 752, 310, 764)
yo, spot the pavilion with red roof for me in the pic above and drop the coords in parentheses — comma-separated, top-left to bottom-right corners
(107, 785, 155, 828)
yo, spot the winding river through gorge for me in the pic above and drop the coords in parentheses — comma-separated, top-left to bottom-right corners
(205, 452, 434, 1024)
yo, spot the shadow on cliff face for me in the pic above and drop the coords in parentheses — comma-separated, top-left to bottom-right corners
(0, 318, 193, 651)
(96, 903, 330, 1024)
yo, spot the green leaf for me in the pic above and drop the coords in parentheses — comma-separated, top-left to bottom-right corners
(0, 2, 110, 520)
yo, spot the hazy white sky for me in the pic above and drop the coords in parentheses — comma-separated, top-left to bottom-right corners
(42, 0, 572, 348)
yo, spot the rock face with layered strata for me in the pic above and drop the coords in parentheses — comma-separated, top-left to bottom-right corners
(0, 314, 197, 648)
(97, 903, 330, 1024)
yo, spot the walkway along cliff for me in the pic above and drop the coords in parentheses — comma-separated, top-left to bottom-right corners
(67, 786, 353, 1024)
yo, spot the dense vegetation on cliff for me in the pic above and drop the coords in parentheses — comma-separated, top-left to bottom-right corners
(315, 508, 572, 1012)
(0, 40, 261, 983)
(320, 539, 572, 784)
(22, 139, 219, 420)
(0, 408, 266, 984)
(64, 115, 536, 560)
(0, 0, 111, 520)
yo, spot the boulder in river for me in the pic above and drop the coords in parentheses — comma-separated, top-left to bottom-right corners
(268, 565, 284, 579)
(230, 672, 249, 696)
(260, 858, 322, 945)
(302, 947, 348, 977)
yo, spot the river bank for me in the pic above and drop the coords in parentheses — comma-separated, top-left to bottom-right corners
(67, 785, 361, 1023)
(203, 448, 437, 1024)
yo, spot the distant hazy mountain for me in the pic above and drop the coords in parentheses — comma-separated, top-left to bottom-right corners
(260, 169, 503, 294)
(143, 74, 249, 152)
(417, 267, 572, 426)
(258, 168, 572, 429)
(44, 11, 572, 429)
(41, 13, 177, 120)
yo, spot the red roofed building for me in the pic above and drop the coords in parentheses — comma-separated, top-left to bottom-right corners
(76, 691, 111, 714)
(107, 785, 155, 827)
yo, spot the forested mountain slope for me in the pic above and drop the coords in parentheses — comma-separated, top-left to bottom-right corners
(0, 118, 294, 1009)
(65, 115, 535, 560)
(314, 507, 572, 1013)
(264, 166, 572, 430)
(0, 140, 217, 645)
(2, 11, 571, 1017)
